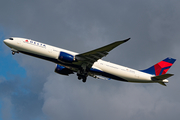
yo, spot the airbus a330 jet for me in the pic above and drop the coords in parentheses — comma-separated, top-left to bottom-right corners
(4, 37, 176, 86)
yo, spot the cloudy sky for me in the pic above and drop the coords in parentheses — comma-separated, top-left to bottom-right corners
(0, 0, 180, 120)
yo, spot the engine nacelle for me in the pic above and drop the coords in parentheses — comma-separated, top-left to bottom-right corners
(58, 52, 75, 63)
(54, 64, 73, 76)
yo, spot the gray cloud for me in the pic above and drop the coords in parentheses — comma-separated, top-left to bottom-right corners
(1, 0, 180, 120)
(42, 74, 180, 120)
(1, 97, 13, 120)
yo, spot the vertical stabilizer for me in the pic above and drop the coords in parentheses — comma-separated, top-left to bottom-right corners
(140, 57, 176, 75)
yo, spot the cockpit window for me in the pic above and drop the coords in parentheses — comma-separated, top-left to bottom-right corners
(9, 38, 13, 40)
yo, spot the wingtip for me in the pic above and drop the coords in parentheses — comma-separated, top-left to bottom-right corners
(123, 38, 131, 42)
(127, 38, 131, 40)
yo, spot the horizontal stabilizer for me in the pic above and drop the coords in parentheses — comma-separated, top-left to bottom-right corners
(152, 73, 174, 81)
(158, 82, 167, 86)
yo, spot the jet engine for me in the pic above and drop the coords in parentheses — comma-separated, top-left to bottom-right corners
(54, 64, 73, 76)
(58, 52, 76, 63)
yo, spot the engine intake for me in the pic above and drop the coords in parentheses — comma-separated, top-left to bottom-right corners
(58, 52, 75, 63)
(55, 64, 73, 75)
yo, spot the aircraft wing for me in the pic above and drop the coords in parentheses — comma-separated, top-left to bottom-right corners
(74, 38, 130, 68)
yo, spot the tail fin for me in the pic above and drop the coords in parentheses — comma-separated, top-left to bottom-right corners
(140, 57, 176, 76)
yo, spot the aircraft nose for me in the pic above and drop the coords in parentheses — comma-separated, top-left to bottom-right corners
(3, 39, 11, 46)
(3, 39, 8, 44)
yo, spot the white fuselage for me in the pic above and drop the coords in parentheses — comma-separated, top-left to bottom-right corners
(4, 37, 162, 83)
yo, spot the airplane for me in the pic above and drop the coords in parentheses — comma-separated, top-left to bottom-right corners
(3, 37, 176, 86)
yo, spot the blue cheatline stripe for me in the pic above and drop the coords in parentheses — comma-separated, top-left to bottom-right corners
(90, 68, 127, 82)
(90, 68, 103, 73)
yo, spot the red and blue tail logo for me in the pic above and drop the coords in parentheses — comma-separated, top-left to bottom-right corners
(140, 57, 176, 75)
